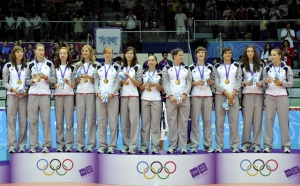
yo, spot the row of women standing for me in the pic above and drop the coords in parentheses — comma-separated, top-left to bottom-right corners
(4, 44, 293, 154)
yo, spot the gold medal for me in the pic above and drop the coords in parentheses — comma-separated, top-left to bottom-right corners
(104, 78, 108, 84)
(83, 78, 88, 83)
(175, 79, 180, 85)
(17, 80, 22, 85)
(125, 80, 129, 85)
(147, 87, 152, 92)
(225, 79, 230, 84)
(37, 77, 41, 82)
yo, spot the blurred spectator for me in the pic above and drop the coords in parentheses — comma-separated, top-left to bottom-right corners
(30, 12, 41, 42)
(260, 20, 268, 41)
(47, 2, 56, 16)
(186, 13, 194, 39)
(85, 10, 98, 36)
(281, 22, 295, 48)
(125, 0, 135, 15)
(247, 3, 255, 20)
(297, 26, 300, 67)
(151, 10, 160, 41)
(236, 4, 248, 20)
(158, 51, 172, 70)
(258, 3, 267, 19)
(74, 12, 83, 41)
(205, 0, 216, 12)
(42, 22, 52, 42)
(142, 10, 151, 41)
(26, 43, 35, 63)
(52, 0, 63, 11)
(112, 0, 121, 11)
(0, 51, 6, 79)
(269, 4, 280, 39)
(227, 9, 237, 40)
(51, 41, 60, 62)
(261, 43, 272, 65)
(164, 5, 175, 39)
(126, 10, 137, 43)
(209, 3, 222, 20)
(175, 7, 187, 42)
(94, 7, 104, 27)
(186, 0, 195, 13)
(0, 12, 5, 41)
(1, 41, 11, 64)
(14, 13, 24, 40)
(76, 1, 84, 8)
(143, 52, 154, 70)
(113, 14, 123, 29)
(171, 0, 180, 13)
(281, 39, 294, 67)
(5, 13, 15, 42)
(222, 5, 232, 20)
(134, 0, 144, 20)
(70, 43, 80, 62)
(212, 57, 220, 65)
(57, 11, 72, 41)
(18, 40, 26, 53)
(22, 15, 32, 41)
(278, 0, 289, 17)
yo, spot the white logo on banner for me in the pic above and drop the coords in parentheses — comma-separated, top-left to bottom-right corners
(95, 28, 121, 54)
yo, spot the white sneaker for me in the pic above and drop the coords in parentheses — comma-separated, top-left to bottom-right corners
(42, 147, 49, 153)
(18, 148, 25, 153)
(167, 149, 174, 154)
(215, 149, 223, 153)
(29, 148, 36, 153)
(232, 148, 239, 153)
(253, 147, 261, 153)
(206, 148, 214, 153)
(120, 149, 128, 153)
(190, 148, 197, 153)
(284, 148, 291, 153)
(56, 147, 64, 152)
(97, 148, 105, 154)
(181, 149, 187, 154)
(8, 149, 15, 153)
(107, 149, 115, 154)
(65, 147, 72, 152)
(263, 147, 271, 153)
(76, 148, 83, 152)
(241, 146, 249, 152)
(86, 148, 93, 153)
(151, 149, 159, 154)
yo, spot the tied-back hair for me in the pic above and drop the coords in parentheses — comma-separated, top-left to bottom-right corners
(170, 48, 183, 60)
(221, 47, 233, 63)
(78, 44, 96, 67)
(148, 54, 159, 69)
(241, 45, 261, 73)
(10, 46, 26, 71)
(194, 46, 207, 64)
(122, 47, 138, 68)
(54, 47, 74, 69)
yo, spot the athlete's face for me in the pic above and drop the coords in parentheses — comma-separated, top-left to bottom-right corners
(246, 47, 254, 60)
(15, 50, 24, 61)
(222, 50, 232, 61)
(196, 50, 206, 61)
(81, 47, 91, 60)
(104, 49, 113, 62)
(174, 51, 184, 63)
(125, 50, 134, 61)
(35, 46, 45, 59)
(270, 50, 281, 63)
(59, 49, 68, 61)
(148, 55, 157, 68)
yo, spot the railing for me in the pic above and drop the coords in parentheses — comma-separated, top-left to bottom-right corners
(193, 19, 300, 41)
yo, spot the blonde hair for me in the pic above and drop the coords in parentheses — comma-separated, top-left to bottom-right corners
(103, 46, 114, 54)
(80, 45, 96, 64)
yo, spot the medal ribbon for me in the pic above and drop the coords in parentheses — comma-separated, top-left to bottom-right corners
(82, 62, 91, 75)
(35, 58, 45, 73)
(224, 63, 231, 80)
(104, 62, 113, 80)
(17, 64, 22, 81)
(196, 63, 205, 80)
(59, 62, 68, 79)
(148, 69, 156, 78)
(173, 63, 181, 81)
(26, 51, 32, 59)
(273, 66, 280, 77)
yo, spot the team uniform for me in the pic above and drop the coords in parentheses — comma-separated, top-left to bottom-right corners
(120, 64, 143, 154)
(263, 62, 293, 152)
(189, 63, 214, 152)
(162, 62, 192, 153)
(241, 62, 264, 152)
(94, 62, 121, 153)
(26, 58, 56, 153)
(140, 69, 162, 154)
(75, 61, 98, 152)
(2, 62, 27, 153)
(54, 63, 77, 152)
(214, 61, 242, 152)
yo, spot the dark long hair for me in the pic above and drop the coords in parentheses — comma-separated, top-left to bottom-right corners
(122, 47, 138, 68)
(263, 43, 271, 55)
(241, 45, 261, 73)
(54, 47, 73, 69)
(10, 46, 26, 71)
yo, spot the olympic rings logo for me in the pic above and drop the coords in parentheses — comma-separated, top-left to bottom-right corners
(36, 159, 74, 176)
(240, 159, 278, 177)
(136, 161, 177, 180)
